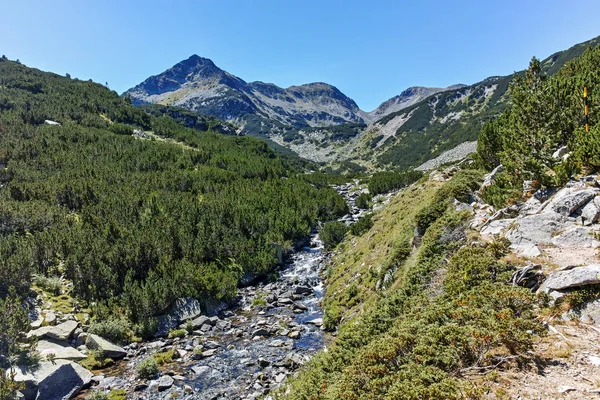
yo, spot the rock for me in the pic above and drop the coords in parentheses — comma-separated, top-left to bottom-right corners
(37, 339, 86, 361)
(505, 213, 567, 250)
(201, 349, 217, 358)
(292, 302, 308, 311)
(134, 383, 148, 391)
(258, 358, 270, 368)
(539, 264, 600, 292)
(510, 265, 544, 291)
(156, 297, 202, 337)
(480, 164, 503, 192)
(27, 320, 78, 341)
(307, 318, 323, 326)
(289, 331, 301, 339)
(275, 373, 286, 383)
(558, 386, 576, 394)
(44, 311, 57, 326)
(521, 244, 542, 258)
(589, 355, 600, 366)
(188, 315, 210, 329)
(252, 328, 271, 337)
(552, 146, 568, 159)
(215, 319, 231, 330)
(192, 366, 210, 375)
(29, 307, 44, 329)
(551, 189, 597, 217)
(157, 375, 174, 391)
(551, 226, 600, 248)
(85, 334, 126, 359)
(11, 360, 93, 400)
(44, 120, 61, 126)
(580, 197, 600, 226)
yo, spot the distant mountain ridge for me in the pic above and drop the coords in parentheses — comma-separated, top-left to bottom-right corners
(125, 55, 455, 130)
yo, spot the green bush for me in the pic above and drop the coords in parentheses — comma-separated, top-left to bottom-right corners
(168, 329, 186, 339)
(132, 317, 158, 340)
(355, 192, 372, 209)
(88, 319, 132, 345)
(349, 214, 373, 236)
(86, 391, 109, 400)
(136, 357, 159, 379)
(320, 222, 348, 250)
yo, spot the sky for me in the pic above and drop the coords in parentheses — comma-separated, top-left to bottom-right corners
(2, 0, 599, 111)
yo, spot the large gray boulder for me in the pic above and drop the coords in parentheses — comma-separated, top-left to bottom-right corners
(156, 297, 202, 337)
(479, 164, 503, 192)
(505, 212, 567, 249)
(37, 339, 86, 361)
(550, 189, 597, 216)
(539, 264, 600, 292)
(10, 360, 93, 400)
(27, 320, 78, 341)
(580, 197, 600, 226)
(85, 334, 126, 359)
(551, 226, 600, 248)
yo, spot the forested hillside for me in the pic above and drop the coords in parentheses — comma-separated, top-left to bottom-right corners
(0, 58, 347, 329)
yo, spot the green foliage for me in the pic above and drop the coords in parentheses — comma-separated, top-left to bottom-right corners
(0, 287, 29, 368)
(320, 222, 348, 250)
(81, 350, 113, 370)
(349, 214, 373, 236)
(88, 319, 132, 345)
(478, 44, 600, 201)
(416, 169, 483, 233)
(33, 275, 63, 295)
(136, 357, 159, 379)
(368, 170, 423, 195)
(0, 369, 24, 400)
(0, 60, 347, 323)
(573, 125, 600, 169)
(153, 349, 176, 365)
(354, 192, 372, 209)
(132, 317, 159, 340)
(86, 391, 109, 400)
(168, 329, 187, 339)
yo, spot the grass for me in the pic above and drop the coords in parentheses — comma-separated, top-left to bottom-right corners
(321, 178, 443, 329)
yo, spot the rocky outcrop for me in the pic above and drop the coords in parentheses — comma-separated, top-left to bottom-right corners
(37, 339, 86, 361)
(539, 265, 600, 293)
(27, 320, 78, 341)
(86, 334, 126, 359)
(156, 297, 203, 337)
(11, 360, 93, 400)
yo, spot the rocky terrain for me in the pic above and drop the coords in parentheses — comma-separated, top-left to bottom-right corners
(10, 184, 370, 400)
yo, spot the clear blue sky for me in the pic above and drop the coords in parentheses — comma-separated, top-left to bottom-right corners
(2, 0, 599, 111)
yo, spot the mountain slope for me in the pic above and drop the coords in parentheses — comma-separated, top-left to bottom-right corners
(347, 35, 600, 171)
(125, 55, 365, 129)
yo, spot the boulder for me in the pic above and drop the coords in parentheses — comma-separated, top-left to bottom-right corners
(294, 286, 313, 295)
(156, 298, 202, 337)
(539, 264, 600, 292)
(85, 334, 126, 359)
(505, 213, 567, 249)
(580, 197, 600, 226)
(551, 227, 600, 248)
(188, 315, 210, 329)
(550, 189, 597, 216)
(480, 164, 503, 192)
(215, 320, 231, 331)
(307, 318, 323, 327)
(11, 360, 93, 400)
(29, 308, 44, 329)
(157, 375, 174, 391)
(37, 339, 86, 361)
(44, 311, 57, 326)
(192, 366, 210, 375)
(251, 328, 271, 337)
(552, 146, 568, 159)
(27, 320, 78, 341)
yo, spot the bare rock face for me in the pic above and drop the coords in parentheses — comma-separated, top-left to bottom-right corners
(549, 189, 597, 216)
(37, 338, 86, 361)
(27, 320, 78, 341)
(580, 197, 600, 226)
(11, 360, 93, 400)
(86, 334, 126, 359)
(539, 264, 600, 292)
